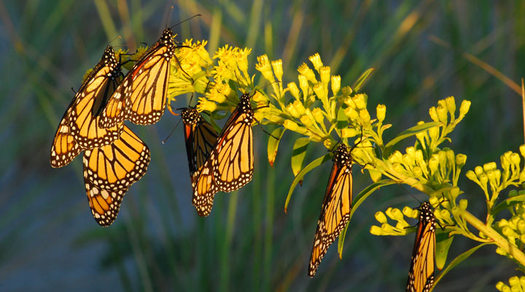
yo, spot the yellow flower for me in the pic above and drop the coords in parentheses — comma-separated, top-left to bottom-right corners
(271, 59, 283, 83)
(308, 53, 323, 70)
(331, 75, 341, 96)
(256, 54, 275, 83)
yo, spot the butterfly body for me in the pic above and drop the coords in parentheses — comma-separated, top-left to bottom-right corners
(308, 144, 353, 277)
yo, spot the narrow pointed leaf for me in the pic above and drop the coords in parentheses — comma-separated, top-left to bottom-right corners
(291, 137, 310, 176)
(436, 234, 454, 270)
(352, 68, 375, 92)
(267, 128, 285, 167)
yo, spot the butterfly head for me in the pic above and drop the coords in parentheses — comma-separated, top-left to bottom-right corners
(180, 107, 200, 125)
(161, 28, 175, 46)
(101, 45, 120, 77)
(418, 202, 435, 225)
(237, 93, 255, 124)
(334, 144, 351, 166)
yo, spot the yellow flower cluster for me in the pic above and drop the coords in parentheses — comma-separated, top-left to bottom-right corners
(466, 147, 524, 209)
(168, 39, 212, 102)
(370, 206, 415, 236)
(370, 197, 454, 236)
(255, 53, 377, 148)
(495, 190, 525, 257)
(496, 275, 525, 292)
(419, 97, 471, 153)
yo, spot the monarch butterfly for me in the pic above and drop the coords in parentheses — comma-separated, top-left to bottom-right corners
(50, 46, 123, 168)
(308, 144, 353, 277)
(83, 125, 151, 226)
(180, 107, 219, 184)
(406, 201, 436, 292)
(192, 93, 255, 216)
(100, 28, 177, 128)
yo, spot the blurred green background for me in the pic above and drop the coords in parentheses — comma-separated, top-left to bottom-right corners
(1, 0, 524, 291)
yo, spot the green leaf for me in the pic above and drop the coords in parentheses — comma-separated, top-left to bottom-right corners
(435, 234, 454, 270)
(284, 154, 331, 213)
(267, 128, 285, 167)
(337, 180, 397, 257)
(430, 242, 489, 292)
(291, 138, 310, 177)
(492, 193, 525, 215)
(352, 68, 375, 92)
(384, 122, 441, 156)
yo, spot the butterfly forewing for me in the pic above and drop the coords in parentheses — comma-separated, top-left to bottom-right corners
(190, 93, 255, 216)
(50, 109, 81, 168)
(50, 46, 122, 168)
(99, 28, 176, 128)
(213, 93, 255, 192)
(308, 144, 353, 277)
(181, 108, 219, 184)
(406, 202, 436, 292)
(83, 125, 151, 226)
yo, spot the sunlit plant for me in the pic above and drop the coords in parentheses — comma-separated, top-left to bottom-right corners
(134, 34, 525, 290)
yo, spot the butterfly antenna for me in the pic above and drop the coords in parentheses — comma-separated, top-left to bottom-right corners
(161, 117, 183, 144)
(169, 14, 202, 30)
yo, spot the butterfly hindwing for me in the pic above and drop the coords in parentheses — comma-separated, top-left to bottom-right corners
(83, 125, 151, 226)
(308, 144, 353, 277)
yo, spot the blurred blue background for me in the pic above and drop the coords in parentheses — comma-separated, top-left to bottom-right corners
(0, 0, 524, 291)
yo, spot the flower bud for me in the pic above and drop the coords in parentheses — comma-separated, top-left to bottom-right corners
(331, 75, 341, 96)
(308, 53, 323, 70)
(271, 59, 283, 82)
(376, 104, 386, 123)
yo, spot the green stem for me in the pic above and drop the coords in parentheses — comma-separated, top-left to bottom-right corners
(460, 209, 525, 267)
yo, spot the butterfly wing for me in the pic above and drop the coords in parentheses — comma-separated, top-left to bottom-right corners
(181, 108, 219, 184)
(50, 46, 122, 168)
(83, 125, 151, 226)
(192, 153, 218, 217)
(100, 29, 176, 127)
(213, 93, 255, 192)
(406, 202, 436, 292)
(308, 144, 353, 277)
(50, 107, 81, 168)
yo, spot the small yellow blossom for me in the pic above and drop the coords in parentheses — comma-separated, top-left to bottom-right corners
(309, 53, 323, 70)
(331, 75, 341, 96)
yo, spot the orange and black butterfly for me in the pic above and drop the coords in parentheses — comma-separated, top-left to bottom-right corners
(308, 144, 353, 277)
(100, 28, 177, 128)
(83, 125, 151, 226)
(406, 201, 436, 292)
(180, 107, 219, 185)
(192, 93, 255, 216)
(50, 46, 122, 168)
